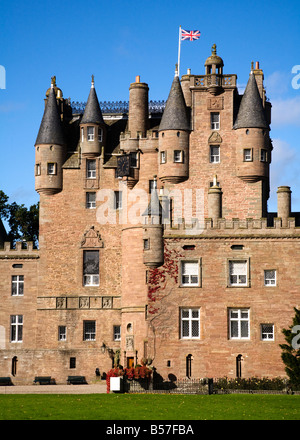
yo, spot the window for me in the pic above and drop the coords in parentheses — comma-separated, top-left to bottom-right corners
(86, 159, 96, 178)
(98, 128, 103, 142)
(114, 191, 122, 210)
(10, 315, 23, 342)
(211, 112, 220, 130)
(58, 326, 66, 341)
(261, 324, 274, 341)
(87, 126, 95, 141)
(81, 127, 84, 142)
(260, 149, 267, 162)
(83, 250, 99, 286)
(86, 192, 96, 209)
(229, 260, 248, 286)
(11, 275, 24, 296)
(244, 149, 252, 161)
(210, 145, 220, 163)
(229, 309, 250, 339)
(181, 309, 200, 339)
(181, 261, 200, 286)
(144, 239, 150, 250)
(47, 162, 56, 175)
(70, 357, 76, 369)
(264, 270, 276, 286)
(113, 325, 121, 341)
(130, 152, 138, 168)
(160, 151, 166, 164)
(36, 163, 41, 176)
(174, 150, 183, 163)
(83, 320, 96, 341)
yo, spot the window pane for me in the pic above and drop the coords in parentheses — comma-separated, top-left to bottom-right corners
(231, 320, 238, 337)
(182, 309, 189, 318)
(182, 320, 189, 337)
(192, 320, 199, 337)
(241, 320, 249, 338)
(83, 251, 99, 275)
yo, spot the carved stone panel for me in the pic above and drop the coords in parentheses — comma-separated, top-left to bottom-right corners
(81, 226, 104, 248)
(207, 97, 224, 110)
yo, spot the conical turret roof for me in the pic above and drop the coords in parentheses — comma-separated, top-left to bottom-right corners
(142, 188, 163, 218)
(81, 77, 104, 125)
(35, 85, 65, 146)
(159, 75, 190, 131)
(233, 72, 268, 129)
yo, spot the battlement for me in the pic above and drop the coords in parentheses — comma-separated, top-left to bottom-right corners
(164, 215, 300, 238)
(0, 241, 39, 259)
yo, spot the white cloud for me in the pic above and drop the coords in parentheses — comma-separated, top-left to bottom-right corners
(269, 138, 300, 212)
(271, 96, 300, 127)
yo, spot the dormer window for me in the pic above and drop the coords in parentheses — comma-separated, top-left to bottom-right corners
(210, 112, 220, 130)
(87, 126, 95, 141)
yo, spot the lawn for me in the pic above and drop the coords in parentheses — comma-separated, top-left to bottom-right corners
(0, 393, 299, 420)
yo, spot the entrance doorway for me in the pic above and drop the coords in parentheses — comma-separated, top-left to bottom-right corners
(127, 357, 134, 368)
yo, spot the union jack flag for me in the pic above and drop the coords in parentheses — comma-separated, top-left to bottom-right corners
(181, 29, 201, 41)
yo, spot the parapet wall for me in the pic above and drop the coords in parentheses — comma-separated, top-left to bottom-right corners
(164, 216, 300, 238)
(0, 241, 39, 259)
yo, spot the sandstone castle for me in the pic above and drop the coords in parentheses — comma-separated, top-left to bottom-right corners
(1, 45, 299, 384)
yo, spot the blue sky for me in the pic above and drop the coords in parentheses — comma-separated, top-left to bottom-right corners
(1, 0, 300, 214)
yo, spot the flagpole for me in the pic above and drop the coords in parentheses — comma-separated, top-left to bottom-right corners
(177, 25, 181, 77)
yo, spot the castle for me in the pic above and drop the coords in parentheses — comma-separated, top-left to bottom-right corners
(1, 45, 299, 384)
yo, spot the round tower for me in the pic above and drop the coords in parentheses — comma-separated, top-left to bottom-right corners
(80, 76, 106, 157)
(158, 72, 190, 184)
(234, 70, 271, 183)
(128, 75, 149, 138)
(35, 78, 66, 195)
(208, 175, 222, 224)
(142, 184, 164, 268)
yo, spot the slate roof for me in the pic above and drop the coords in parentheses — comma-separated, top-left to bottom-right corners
(233, 72, 268, 129)
(81, 84, 104, 125)
(159, 75, 190, 131)
(35, 86, 65, 145)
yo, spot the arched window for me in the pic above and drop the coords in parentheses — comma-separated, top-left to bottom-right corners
(186, 354, 193, 378)
(236, 354, 242, 378)
(11, 356, 18, 376)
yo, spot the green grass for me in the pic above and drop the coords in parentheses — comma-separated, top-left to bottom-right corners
(0, 394, 300, 420)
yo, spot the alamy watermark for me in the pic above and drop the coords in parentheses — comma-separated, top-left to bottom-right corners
(292, 65, 300, 90)
(95, 182, 205, 235)
(0, 65, 6, 89)
(292, 325, 300, 349)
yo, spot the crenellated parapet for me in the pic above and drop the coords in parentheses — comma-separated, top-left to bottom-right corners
(0, 241, 39, 259)
(164, 215, 300, 239)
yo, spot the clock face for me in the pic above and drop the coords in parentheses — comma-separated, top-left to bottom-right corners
(117, 155, 130, 177)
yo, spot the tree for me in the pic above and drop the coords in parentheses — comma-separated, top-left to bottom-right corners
(0, 190, 39, 248)
(280, 307, 300, 388)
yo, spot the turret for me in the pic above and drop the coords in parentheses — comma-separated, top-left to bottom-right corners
(277, 186, 291, 227)
(142, 180, 164, 268)
(35, 78, 66, 195)
(128, 75, 149, 138)
(204, 44, 224, 95)
(208, 175, 222, 225)
(233, 69, 271, 184)
(80, 76, 106, 157)
(158, 69, 190, 184)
